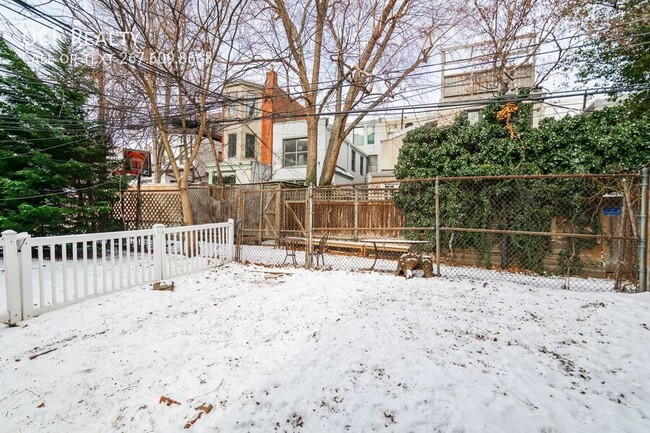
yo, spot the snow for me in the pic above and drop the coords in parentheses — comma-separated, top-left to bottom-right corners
(0, 244, 223, 316)
(239, 245, 620, 292)
(1, 263, 649, 432)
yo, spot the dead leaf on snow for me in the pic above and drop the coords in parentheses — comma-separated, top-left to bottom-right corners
(159, 396, 181, 406)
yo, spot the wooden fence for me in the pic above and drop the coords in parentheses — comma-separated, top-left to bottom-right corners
(216, 184, 406, 244)
(114, 185, 224, 229)
(109, 173, 649, 292)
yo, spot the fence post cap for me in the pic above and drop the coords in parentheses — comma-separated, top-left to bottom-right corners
(1, 229, 17, 236)
(152, 224, 166, 229)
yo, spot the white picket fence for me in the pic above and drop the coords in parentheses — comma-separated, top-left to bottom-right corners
(0, 235, 7, 324)
(0, 220, 234, 324)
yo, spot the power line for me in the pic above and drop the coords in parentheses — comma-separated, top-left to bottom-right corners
(3, 0, 252, 114)
(0, 180, 116, 201)
(0, 135, 97, 159)
(4, 32, 648, 124)
(3, 2, 647, 128)
(2, 3, 647, 162)
(211, 84, 650, 125)
(4, 0, 646, 116)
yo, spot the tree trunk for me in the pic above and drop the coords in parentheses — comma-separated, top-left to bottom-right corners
(179, 179, 194, 226)
(152, 129, 162, 183)
(207, 133, 223, 185)
(305, 115, 319, 185)
(318, 120, 345, 185)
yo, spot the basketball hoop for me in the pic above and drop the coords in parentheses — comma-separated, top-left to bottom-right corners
(123, 149, 152, 176)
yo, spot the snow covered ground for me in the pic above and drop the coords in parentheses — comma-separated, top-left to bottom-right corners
(1, 263, 649, 432)
(239, 244, 619, 292)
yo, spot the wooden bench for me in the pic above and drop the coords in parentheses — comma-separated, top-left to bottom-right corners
(325, 239, 412, 256)
(277, 237, 428, 267)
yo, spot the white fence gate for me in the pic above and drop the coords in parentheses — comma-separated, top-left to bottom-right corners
(0, 220, 234, 324)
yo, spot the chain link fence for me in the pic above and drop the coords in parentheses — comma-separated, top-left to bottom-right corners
(219, 173, 648, 292)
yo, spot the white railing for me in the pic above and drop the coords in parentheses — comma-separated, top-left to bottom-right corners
(0, 220, 234, 324)
(0, 235, 9, 324)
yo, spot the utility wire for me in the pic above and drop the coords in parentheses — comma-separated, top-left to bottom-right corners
(2, 5, 647, 126)
(3, 0, 647, 113)
(0, 180, 116, 201)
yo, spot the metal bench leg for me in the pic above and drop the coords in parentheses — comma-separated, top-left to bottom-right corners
(369, 242, 379, 271)
(282, 242, 296, 266)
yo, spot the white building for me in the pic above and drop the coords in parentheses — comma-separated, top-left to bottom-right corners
(347, 114, 439, 184)
(157, 132, 217, 184)
(272, 119, 368, 185)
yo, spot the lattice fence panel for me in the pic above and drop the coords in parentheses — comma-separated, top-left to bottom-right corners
(113, 191, 183, 229)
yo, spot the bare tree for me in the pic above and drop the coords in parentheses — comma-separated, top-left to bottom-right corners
(458, 0, 577, 94)
(257, 0, 460, 185)
(64, 0, 252, 224)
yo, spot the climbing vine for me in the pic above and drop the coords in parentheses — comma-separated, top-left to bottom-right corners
(394, 100, 649, 276)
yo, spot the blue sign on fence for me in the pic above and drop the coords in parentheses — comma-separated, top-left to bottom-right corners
(603, 207, 622, 216)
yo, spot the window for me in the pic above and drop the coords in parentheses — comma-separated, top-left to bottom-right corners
(366, 125, 375, 145)
(360, 157, 364, 176)
(468, 110, 482, 125)
(368, 155, 377, 173)
(246, 92, 256, 117)
(227, 133, 237, 158)
(350, 125, 376, 146)
(213, 172, 236, 185)
(225, 92, 238, 117)
(283, 137, 307, 166)
(245, 134, 255, 158)
(353, 127, 364, 146)
(351, 150, 356, 172)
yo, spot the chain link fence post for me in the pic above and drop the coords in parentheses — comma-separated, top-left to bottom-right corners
(354, 186, 359, 241)
(238, 188, 244, 261)
(645, 167, 650, 290)
(639, 167, 648, 292)
(435, 177, 441, 277)
(307, 183, 314, 268)
(227, 218, 235, 262)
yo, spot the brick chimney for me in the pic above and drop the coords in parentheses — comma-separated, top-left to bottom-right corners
(260, 71, 276, 166)
(266, 70, 277, 88)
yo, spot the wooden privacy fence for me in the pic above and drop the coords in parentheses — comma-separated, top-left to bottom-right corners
(112, 182, 403, 239)
(312, 187, 405, 239)
(0, 221, 234, 324)
(219, 184, 405, 244)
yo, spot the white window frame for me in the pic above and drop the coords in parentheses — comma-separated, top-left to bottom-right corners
(283, 137, 308, 167)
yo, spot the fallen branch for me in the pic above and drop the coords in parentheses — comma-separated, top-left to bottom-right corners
(190, 380, 223, 400)
(29, 348, 57, 360)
